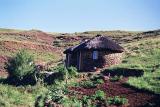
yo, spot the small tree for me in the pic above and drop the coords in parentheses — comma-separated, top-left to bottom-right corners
(6, 50, 36, 84)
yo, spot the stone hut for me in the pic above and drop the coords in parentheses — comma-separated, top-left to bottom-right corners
(63, 35, 124, 71)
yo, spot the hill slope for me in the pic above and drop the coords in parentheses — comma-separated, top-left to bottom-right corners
(0, 28, 160, 76)
(0, 29, 62, 76)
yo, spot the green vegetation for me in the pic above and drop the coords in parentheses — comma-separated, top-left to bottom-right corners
(79, 80, 97, 88)
(28, 50, 61, 62)
(94, 79, 104, 84)
(0, 28, 160, 106)
(123, 38, 160, 71)
(5, 50, 36, 84)
(107, 96, 128, 106)
(0, 83, 48, 107)
(110, 75, 123, 82)
(0, 84, 34, 107)
(77, 75, 104, 89)
(122, 38, 160, 94)
(81, 95, 92, 106)
(53, 65, 78, 82)
(127, 70, 160, 94)
(92, 90, 106, 101)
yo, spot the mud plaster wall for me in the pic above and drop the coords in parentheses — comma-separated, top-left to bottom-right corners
(66, 50, 123, 71)
(81, 51, 123, 71)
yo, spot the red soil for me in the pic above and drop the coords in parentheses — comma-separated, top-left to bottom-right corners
(0, 40, 60, 53)
(0, 30, 62, 75)
(19, 30, 55, 45)
(0, 40, 62, 75)
(69, 78, 160, 107)
(0, 30, 55, 45)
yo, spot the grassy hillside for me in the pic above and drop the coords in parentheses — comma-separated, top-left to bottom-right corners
(0, 28, 160, 106)
(0, 29, 62, 75)
(0, 28, 24, 33)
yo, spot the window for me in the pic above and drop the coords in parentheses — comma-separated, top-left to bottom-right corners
(93, 51, 98, 60)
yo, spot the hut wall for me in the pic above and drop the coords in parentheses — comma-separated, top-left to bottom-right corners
(102, 52, 123, 67)
(69, 53, 78, 68)
(81, 51, 123, 71)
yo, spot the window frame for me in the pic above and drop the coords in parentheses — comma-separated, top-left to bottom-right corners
(92, 50, 98, 60)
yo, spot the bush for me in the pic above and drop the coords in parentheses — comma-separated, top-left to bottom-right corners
(107, 96, 128, 106)
(67, 66, 78, 78)
(35, 94, 46, 107)
(90, 74, 104, 85)
(79, 80, 96, 88)
(5, 50, 36, 84)
(53, 65, 78, 81)
(56, 65, 68, 80)
(82, 96, 92, 106)
(94, 79, 104, 84)
(90, 74, 104, 80)
(61, 97, 82, 107)
(110, 76, 123, 82)
(47, 89, 64, 103)
(71, 97, 82, 107)
(93, 90, 106, 101)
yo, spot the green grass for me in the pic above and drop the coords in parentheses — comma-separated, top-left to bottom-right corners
(28, 50, 61, 63)
(107, 96, 128, 106)
(120, 38, 160, 94)
(127, 70, 160, 94)
(0, 77, 48, 107)
(0, 28, 160, 106)
(0, 84, 34, 106)
(0, 47, 61, 63)
(122, 38, 160, 71)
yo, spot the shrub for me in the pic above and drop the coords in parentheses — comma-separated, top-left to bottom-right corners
(53, 65, 78, 82)
(5, 50, 36, 84)
(67, 66, 78, 78)
(110, 76, 123, 82)
(107, 96, 128, 106)
(90, 74, 104, 85)
(90, 74, 104, 81)
(94, 79, 104, 84)
(82, 95, 92, 106)
(61, 97, 82, 107)
(46, 82, 67, 104)
(35, 94, 46, 107)
(93, 90, 106, 101)
(58, 66, 68, 81)
(61, 97, 72, 107)
(79, 80, 96, 88)
(48, 90, 64, 103)
(71, 97, 82, 107)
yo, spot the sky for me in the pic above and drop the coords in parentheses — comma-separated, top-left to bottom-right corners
(0, 0, 160, 33)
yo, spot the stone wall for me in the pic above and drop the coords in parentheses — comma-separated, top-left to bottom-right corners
(102, 52, 123, 67)
(66, 50, 124, 71)
(81, 50, 123, 71)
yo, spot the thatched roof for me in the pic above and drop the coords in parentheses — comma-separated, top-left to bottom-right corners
(64, 36, 124, 53)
